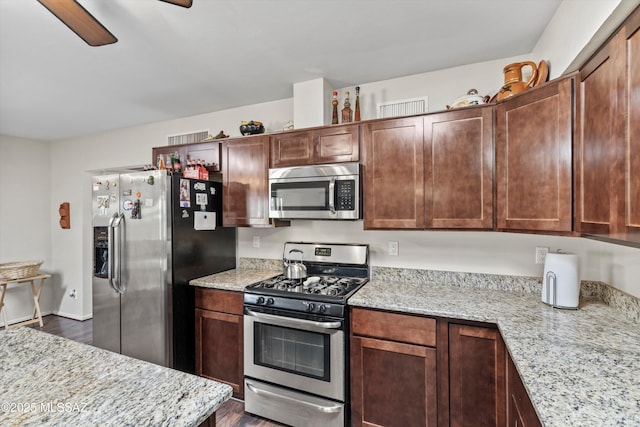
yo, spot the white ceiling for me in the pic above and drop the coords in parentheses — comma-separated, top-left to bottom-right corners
(0, 0, 562, 142)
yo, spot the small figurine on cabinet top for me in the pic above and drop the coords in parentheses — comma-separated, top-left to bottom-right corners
(354, 86, 361, 122)
(331, 91, 339, 125)
(342, 91, 352, 123)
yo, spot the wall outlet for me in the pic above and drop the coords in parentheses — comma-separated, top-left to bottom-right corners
(252, 236, 260, 248)
(388, 241, 399, 256)
(535, 247, 549, 264)
(69, 289, 77, 299)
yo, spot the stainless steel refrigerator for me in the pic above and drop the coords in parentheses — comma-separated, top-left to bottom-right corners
(91, 169, 236, 373)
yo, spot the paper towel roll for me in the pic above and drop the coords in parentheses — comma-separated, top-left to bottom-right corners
(541, 252, 579, 309)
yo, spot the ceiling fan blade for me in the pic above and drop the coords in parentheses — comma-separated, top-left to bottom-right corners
(158, 0, 193, 8)
(38, 0, 117, 46)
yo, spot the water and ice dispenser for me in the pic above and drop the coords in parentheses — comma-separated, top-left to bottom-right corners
(93, 227, 109, 278)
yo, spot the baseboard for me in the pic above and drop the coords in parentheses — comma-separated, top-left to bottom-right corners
(52, 310, 93, 321)
(3, 310, 53, 327)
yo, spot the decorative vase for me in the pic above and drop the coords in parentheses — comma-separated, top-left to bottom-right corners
(496, 61, 538, 101)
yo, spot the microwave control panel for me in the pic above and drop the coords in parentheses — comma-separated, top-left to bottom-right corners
(336, 180, 355, 211)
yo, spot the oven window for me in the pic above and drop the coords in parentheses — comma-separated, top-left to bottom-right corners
(254, 323, 331, 381)
(271, 181, 329, 211)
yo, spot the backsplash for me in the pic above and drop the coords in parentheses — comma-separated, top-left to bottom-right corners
(238, 258, 640, 323)
(239, 257, 282, 271)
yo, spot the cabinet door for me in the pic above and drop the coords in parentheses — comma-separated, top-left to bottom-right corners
(222, 136, 270, 226)
(362, 117, 425, 229)
(576, 36, 625, 237)
(448, 324, 506, 427)
(351, 336, 437, 427)
(195, 308, 243, 399)
(313, 124, 359, 164)
(425, 107, 493, 229)
(495, 77, 574, 232)
(624, 14, 640, 243)
(270, 131, 313, 167)
(507, 355, 542, 427)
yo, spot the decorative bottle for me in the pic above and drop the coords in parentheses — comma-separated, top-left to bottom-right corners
(354, 86, 361, 122)
(342, 91, 352, 123)
(331, 91, 339, 125)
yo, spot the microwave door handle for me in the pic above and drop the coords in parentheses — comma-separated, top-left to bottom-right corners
(329, 178, 336, 214)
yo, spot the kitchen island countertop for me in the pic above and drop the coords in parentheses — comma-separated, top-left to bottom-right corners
(349, 279, 640, 427)
(190, 268, 280, 292)
(0, 327, 232, 427)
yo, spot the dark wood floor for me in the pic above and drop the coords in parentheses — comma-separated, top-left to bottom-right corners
(28, 315, 285, 427)
(27, 314, 93, 344)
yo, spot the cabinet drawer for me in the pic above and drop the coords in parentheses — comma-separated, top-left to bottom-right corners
(351, 308, 436, 347)
(195, 288, 243, 315)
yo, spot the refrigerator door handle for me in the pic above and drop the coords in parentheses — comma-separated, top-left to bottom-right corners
(112, 213, 125, 294)
(107, 213, 119, 293)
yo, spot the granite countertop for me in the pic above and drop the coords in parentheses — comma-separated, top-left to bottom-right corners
(0, 327, 232, 427)
(190, 269, 281, 292)
(349, 279, 640, 427)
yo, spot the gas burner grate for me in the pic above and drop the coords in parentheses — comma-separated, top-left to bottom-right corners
(248, 275, 366, 298)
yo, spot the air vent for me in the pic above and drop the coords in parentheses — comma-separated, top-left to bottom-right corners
(167, 130, 209, 145)
(377, 97, 429, 118)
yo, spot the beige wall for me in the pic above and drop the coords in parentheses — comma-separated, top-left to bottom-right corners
(0, 135, 54, 322)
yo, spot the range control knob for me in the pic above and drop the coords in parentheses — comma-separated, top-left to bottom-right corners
(266, 298, 275, 305)
(305, 302, 316, 312)
(256, 296, 265, 305)
(318, 304, 327, 313)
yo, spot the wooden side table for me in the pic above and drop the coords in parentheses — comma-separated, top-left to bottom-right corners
(0, 274, 51, 329)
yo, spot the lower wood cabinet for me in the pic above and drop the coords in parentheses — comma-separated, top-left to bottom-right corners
(507, 354, 542, 427)
(350, 308, 542, 427)
(448, 323, 506, 427)
(350, 308, 438, 427)
(195, 288, 244, 399)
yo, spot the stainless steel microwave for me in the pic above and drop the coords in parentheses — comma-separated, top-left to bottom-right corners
(269, 162, 361, 220)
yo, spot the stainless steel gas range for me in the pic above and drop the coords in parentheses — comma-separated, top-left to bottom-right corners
(243, 242, 369, 427)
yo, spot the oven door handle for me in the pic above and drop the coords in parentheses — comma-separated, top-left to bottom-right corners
(245, 309, 342, 330)
(245, 380, 343, 414)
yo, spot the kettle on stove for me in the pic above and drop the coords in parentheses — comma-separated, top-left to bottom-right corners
(541, 251, 580, 309)
(283, 249, 307, 280)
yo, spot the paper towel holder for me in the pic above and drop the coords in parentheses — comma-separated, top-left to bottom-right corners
(541, 250, 580, 309)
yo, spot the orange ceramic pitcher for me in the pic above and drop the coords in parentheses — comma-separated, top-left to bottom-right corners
(496, 61, 538, 101)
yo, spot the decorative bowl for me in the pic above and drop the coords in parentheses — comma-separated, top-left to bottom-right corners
(240, 121, 265, 136)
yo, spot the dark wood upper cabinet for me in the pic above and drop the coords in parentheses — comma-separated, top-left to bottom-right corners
(362, 117, 426, 229)
(313, 124, 359, 164)
(363, 107, 493, 230)
(221, 136, 271, 226)
(270, 131, 314, 167)
(426, 107, 494, 229)
(270, 124, 359, 167)
(448, 323, 506, 427)
(576, 37, 625, 238)
(495, 76, 575, 233)
(623, 12, 640, 243)
(574, 5, 640, 245)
